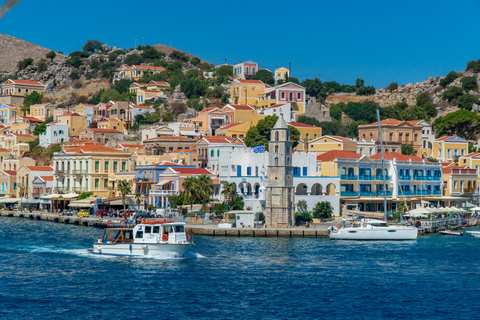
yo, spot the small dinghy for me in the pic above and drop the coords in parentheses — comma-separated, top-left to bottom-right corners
(439, 230, 463, 236)
(465, 231, 480, 238)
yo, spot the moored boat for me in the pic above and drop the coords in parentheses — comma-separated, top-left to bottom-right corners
(465, 231, 480, 238)
(329, 219, 418, 240)
(439, 230, 463, 236)
(89, 221, 193, 256)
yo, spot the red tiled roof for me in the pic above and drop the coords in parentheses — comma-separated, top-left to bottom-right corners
(407, 120, 423, 125)
(21, 116, 44, 123)
(130, 65, 165, 70)
(0, 148, 11, 153)
(138, 89, 161, 93)
(129, 83, 148, 87)
(329, 136, 355, 142)
(7, 79, 44, 86)
(217, 122, 244, 130)
(225, 104, 254, 110)
(201, 136, 237, 144)
(436, 135, 454, 141)
(118, 144, 143, 148)
(148, 81, 170, 86)
(369, 152, 423, 162)
(98, 118, 121, 122)
(171, 167, 213, 175)
(40, 176, 54, 181)
(144, 136, 194, 141)
(60, 112, 82, 117)
(287, 122, 319, 128)
(63, 145, 128, 153)
(461, 152, 480, 158)
(129, 105, 153, 109)
(267, 104, 285, 109)
(151, 161, 181, 166)
(2, 170, 16, 175)
(316, 150, 363, 161)
(236, 79, 264, 84)
(178, 148, 197, 153)
(26, 166, 54, 172)
(10, 133, 35, 138)
(87, 128, 122, 133)
(443, 166, 477, 174)
(79, 103, 96, 107)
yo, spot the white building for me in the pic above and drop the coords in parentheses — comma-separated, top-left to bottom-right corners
(233, 60, 258, 79)
(218, 147, 340, 215)
(39, 121, 69, 147)
(261, 103, 295, 122)
(356, 139, 376, 156)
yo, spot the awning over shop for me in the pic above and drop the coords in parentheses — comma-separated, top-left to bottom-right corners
(101, 196, 135, 206)
(21, 199, 41, 204)
(40, 194, 60, 199)
(156, 180, 171, 186)
(0, 197, 20, 203)
(52, 193, 79, 201)
(68, 197, 96, 208)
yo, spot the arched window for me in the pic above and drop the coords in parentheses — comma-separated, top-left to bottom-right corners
(275, 157, 279, 165)
(275, 131, 279, 141)
(275, 145, 278, 153)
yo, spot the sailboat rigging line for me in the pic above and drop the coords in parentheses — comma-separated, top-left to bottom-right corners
(376, 109, 388, 224)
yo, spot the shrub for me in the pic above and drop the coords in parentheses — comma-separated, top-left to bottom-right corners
(124, 54, 143, 66)
(68, 55, 82, 68)
(169, 50, 189, 62)
(46, 51, 56, 61)
(439, 71, 459, 88)
(90, 61, 100, 70)
(190, 57, 200, 66)
(36, 59, 47, 72)
(387, 82, 399, 91)
(161, 112, 174, 122)
(458, 94, 479, 110)
(356, 85, 376, 95)
(18, 58, 34, 70)
(442, 86, 464, 102)
(461, 76, 478, 92)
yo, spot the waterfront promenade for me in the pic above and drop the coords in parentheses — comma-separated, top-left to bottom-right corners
(0, 209, 473, 238)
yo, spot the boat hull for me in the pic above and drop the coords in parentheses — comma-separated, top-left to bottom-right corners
(329, 226, 418, 240)
(91, 242, 192, 257)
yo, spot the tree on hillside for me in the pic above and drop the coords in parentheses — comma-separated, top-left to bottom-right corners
(458, 93, 479, 111)
(17, 58, 34, 70)
(180, 79, 206, 99)
(216, 65, 233, 77)
(33, 123, 47, 136)
(300, 78, 323, 99)
(83, 40, 103, 53)
(37, 59, 47, 72)
(387, 82, 399, 92)
(355, 78, 365, 88)
(435, 110, 480, 140)
(251, 69, 275, 85)
(244, 115, 300, 149)
(140, 45, 163, 60)
(112, 79, 134, 94)
(23, 91, 43, 109)
(442, 86, 464, 102)
(330, 104, 342, 121)
(46, 51, 56, 61)
(124, 54, 143, 66)
(169, 50, 189, 62)
(297, 115, 321, 127)
(67, 55, 82, 68)
(461, 76, 478, 92)
(439, 71, 459, 88)
(100, 88, 123, 103)
(344, 100, 380, 123)
(190, 57, 200, 66)
(416, 92, 437, 118)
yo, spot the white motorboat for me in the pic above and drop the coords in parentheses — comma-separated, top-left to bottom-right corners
(465, 231, 480, 238)
(439, 230, 463, 236)
(89, 221, 193, 256)
(329, 219, 418, 240)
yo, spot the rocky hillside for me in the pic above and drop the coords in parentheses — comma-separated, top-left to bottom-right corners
(326, 70, 480, 117)
(0, 33, 64, 72)
(153, 43, 207, 64)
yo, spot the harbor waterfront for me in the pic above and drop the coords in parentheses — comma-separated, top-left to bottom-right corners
(1, 216, 480, 320)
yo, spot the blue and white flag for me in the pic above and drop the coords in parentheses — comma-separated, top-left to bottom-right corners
(253, 144, 265, 153)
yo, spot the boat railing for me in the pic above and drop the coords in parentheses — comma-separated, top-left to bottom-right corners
(416, 218, 467, 229)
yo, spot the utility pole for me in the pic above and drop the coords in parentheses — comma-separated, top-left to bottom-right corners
(289, 62, 291, 80)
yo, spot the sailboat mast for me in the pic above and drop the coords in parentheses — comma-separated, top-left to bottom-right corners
(376, 109, 388, 223)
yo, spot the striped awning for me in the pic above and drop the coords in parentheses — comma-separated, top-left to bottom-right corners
(156, 180, 171, 186)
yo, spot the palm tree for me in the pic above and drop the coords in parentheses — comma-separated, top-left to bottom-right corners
(221, 182, 237, 210)
(197, 175, 213, 207)
(118, 180, 132, 212)
(183, 177, 200, 212)
(135, 193, 144, 210)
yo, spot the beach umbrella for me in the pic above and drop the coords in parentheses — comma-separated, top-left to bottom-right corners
(470, 206, 480, 211)
(405, 212, 428, 218)
(408, 207, 431, 214)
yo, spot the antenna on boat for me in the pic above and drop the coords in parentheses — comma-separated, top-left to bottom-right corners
(376, 109, 388, 224)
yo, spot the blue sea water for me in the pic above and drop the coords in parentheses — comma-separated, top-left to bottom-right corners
(1, 217, 480, 320)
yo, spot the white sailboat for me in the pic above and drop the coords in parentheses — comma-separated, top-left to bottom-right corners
(329, 109, 418, 241)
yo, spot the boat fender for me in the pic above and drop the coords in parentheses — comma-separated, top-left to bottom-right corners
(162, 234, 168, 241)
(107, 220, 112, 227)
(142, 245, 148, 249)
(187, 234, 191, 241)
(97, 246, 102, 251)
(338, 223, 342, 228)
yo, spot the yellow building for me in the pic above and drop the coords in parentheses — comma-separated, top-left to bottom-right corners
(9, 116, 43, 134)
(116, 65, 166, 81)
(274, 67, 289, 81)
(98, 117, 125, 132)
(222, 104, 265, 126)
(129, 82, 148, 94)
(58, 112, 88, 137)
(3, 133, 36, 156)
(229, 79, 269, 105)
(16, 165, 54, 198)
(0, 103, 22, 125)
(53, 145, 132, 198)
(146, 80, 170, 91)
(75, 103, 96, 116)
(306, 135, 357, 154)
(190, 107, 227, 135)
(433, 136, 468, 162)
(442, 165, 477, 197)
(286, 122, 322, 151)
(215, 122, 252, 139)
(30, 104, 54, 121)
(1, 79, 45, 96)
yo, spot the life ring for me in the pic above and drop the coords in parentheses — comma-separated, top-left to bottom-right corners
(338, 223, 342, 228)
(187, 234, 191, 241)
(107, 220, 112, 227)
(162, 234, 168, 241)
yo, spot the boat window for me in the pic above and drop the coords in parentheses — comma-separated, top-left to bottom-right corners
(388, 230, 396, 232)
(163, 226, 172, 234)
(153, 226, 160, 233)
(348, 231, 357, 233)
(135, 231, 143, 238)
(371, 223, 388, 227)
(174, 225, 184, 233)
(124, 231, 133, 240)
(145, 226, 152, 233)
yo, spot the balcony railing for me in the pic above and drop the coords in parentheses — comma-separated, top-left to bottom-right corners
(399, 175, 411, 180)
(358, 175, 374, 180)
(360, 191, 375, 196)
(71, 187, 88, 192)
(340, 175, 358, 180)
(135, 178, 152, 183)
(463, 188, 476, 193)
(375, 176, 391, 181)
(400, 191, 413, 196)
(413, 190, 429, 195)
(72, 170, 88, 175)
(341, 191, 359, 197)
(149, 189, 177, 196)
(376, 191, 392, 196)
(433, 190, 442, 195)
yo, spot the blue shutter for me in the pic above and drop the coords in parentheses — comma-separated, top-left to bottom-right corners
(302, 167, 307, 176)
(237, 166, 242, 177)
(247, 167, 252, 176)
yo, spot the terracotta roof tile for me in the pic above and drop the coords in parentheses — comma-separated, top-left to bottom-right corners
(40, 176, 54, 181)
(7, 79, 44, 86)
(369, 152, 423, 162)
(63, 145, 128, 153)
(87, 128, 122, 133)
(225, 104, 254, 110)
(287, 122, 319, 128)
(316, 150, 363, 161)
(171, 167, 213, 175)
(2, 170, 16, 175)
(25, 166, 54, 172)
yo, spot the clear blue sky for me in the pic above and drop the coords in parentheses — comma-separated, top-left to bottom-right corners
(1, 0, 480, 88)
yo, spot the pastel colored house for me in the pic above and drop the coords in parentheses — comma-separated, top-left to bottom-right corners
(2, 157, 36, 171)
(29, 104, 54, 121)
(16, 165, 54, 198)
(442, 165, 478, 197)
(0, 170, 17, 197)
(196, 136, 245, 174)
(274, 67, 289, 82)
(222, 104, 265, 126)
(143, 136, 197, 155)
(32, 176, 54, 198)
(58, 112, 88, 137)
(97, 117, 125, 133)
(190, 107, 227, 135)
(261, 103, 295, 123)
(1, 79, 45, 96)
(307, 135, 356, 154)
(0, 103, 21, 125)
(78, 128, 124, 145)
(126, 104, 154, 123)
(229, 79, 270, 106)
(146, 80, 170, 91)
(136, 89, 165, 105)
(233, 60, 258, 79)
(3, 133, 36, 156)
(215, 122, 251, 139)
(53, 145, 132, 198)
(10, 116, 43, 134)
(129, 82, 148, 94)
(287, 122, 323, 149)
(257, 82, 306, 115)
(115, 65, 166, 81)
(39, 121, 69, 147)
(75, 103, 96, 126)
(433, 136, 468, 162)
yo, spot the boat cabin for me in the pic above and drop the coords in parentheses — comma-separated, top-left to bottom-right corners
(100, 221, 188, 245)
